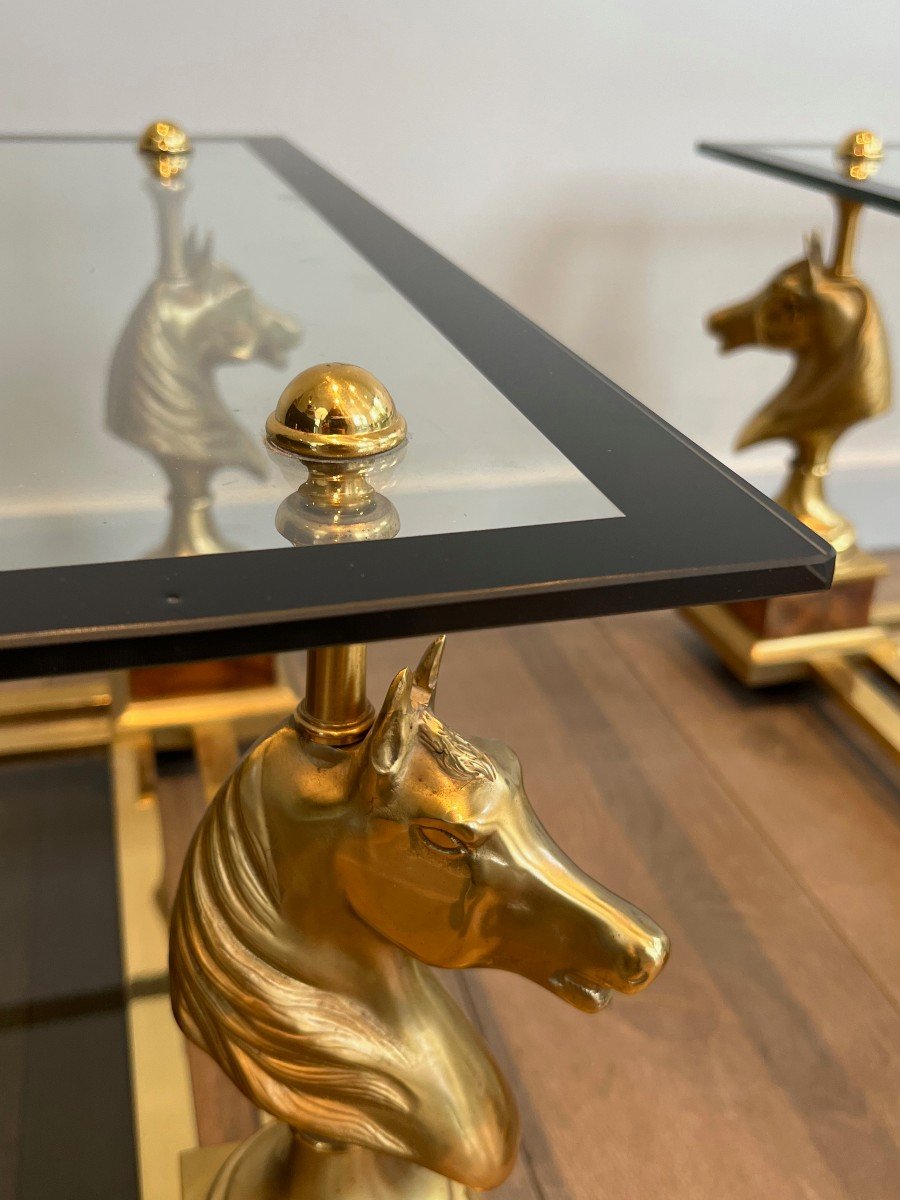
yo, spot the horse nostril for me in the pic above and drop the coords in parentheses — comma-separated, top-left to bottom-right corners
(626, 934, 669, 990)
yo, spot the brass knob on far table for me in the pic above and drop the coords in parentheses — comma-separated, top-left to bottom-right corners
(138, 119, 192, 182)
(836, 129, 883, 181)
(266, 362, 407, 460)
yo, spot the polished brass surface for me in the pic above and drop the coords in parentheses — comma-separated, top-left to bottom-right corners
(297, 644, 376, 746)
(809, 654, 900, 765)
(108, 140, 301, 557)
(183, 1144, 240, 1200)
(140, 120, 193, 182)
(110, 736, 197, 1200)
(272, 371, 404, 747)
(691, 129, 900, 762)
(684, 603, 900, 761)
(140, 120, 193, 157)
(707, 230, 890, 573)
(683, 602, 888, 686)
(835, 129, 883, 182)
(267, 363, 407, 460)
(170, 637, 669, 1199)
(193, 721, 242, 805)
(275, 459, 401, 546)
(832, 196, 863, 279)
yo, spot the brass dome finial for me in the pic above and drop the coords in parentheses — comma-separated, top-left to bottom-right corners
(836, 130, 883, 181)
(266, 363, 407, 460)
(139, 120, 192, 182)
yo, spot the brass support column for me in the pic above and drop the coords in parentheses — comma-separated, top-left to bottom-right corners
(831, 129, 882, 279)
(265, 363, 409, 748)
(684, 129, 900, 765)
(832, 197, 862, 279)
(296, 644, 375, 745)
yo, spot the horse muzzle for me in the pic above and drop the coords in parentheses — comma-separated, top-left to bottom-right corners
(489, 826, 671, 1014)
(548, 918, 669, 1013)
(707, 299, 759, 351)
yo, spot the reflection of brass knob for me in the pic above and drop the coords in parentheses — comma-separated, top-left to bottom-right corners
(139, 120, 192, 182)
(836, 130, 883, 181)
(266, 363, 407, 460)
(276, 461, 401, 546)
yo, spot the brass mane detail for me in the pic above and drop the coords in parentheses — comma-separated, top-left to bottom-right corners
(417, 712, 497, 782)
(170, 748, 415, 1155)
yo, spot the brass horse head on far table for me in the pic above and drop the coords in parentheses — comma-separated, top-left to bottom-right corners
(107, 162, 301, 557)
(707, 232, 890, 569)
(170, 636, 669, 1199)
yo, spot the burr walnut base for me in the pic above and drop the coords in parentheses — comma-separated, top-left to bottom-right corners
(727, 552, 887, 640)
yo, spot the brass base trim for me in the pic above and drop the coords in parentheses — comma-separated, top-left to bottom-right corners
(293, 701, 376, 746)
(682, 605, 900, 764)
(832, 548, 890, 585)
(110, 736, 197, 1200)
(682, 603, 886, 686)
(808, 654, 900, 764)
(0, 677, 295, 762)
(182, 1123, 474, 1200)
(181, 1143, 239, 1200)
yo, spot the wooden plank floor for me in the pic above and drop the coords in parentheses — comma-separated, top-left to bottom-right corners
(157, 590, 900, 1200)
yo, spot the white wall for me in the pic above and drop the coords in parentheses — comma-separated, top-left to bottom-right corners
(5, 0, 899, 546)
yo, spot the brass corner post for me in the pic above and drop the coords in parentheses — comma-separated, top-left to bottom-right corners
(297, 644, 375, 745)
(704, 130, 890, 576)
(686, 128, 900, 763)
(139, 119, 193, 184)
(832, 129, 882, 278)
(831, 197, 862, 279)
(266, 362, 407, 746)
(170, 635, 670, 1200)
(168, 362, 671, 1199)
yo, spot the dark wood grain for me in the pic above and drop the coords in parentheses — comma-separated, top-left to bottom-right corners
(606, 610, 900, 1004)
(368, 614, 900, 1200)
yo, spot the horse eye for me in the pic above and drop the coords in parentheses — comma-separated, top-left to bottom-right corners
(417, 826, 468, 855)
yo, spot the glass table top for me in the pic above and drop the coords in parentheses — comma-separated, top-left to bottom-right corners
(0, 141, 619, 574)
(699, 141, 900, 213)
(0, 136, 832, 677)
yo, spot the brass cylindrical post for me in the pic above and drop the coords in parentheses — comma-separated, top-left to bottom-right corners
(297, 644, 375, 745)
(832, 130, 882, 278)
(266, 363, 407, 746)
(831, 197, 862, 279)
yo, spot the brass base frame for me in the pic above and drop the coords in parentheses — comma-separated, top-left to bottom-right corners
(683, 600, 900, 763)
(0, 669, 296, 762)
(0, 663, 298, 1200)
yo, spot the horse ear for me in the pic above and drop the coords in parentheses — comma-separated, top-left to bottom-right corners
(412, 635, 445, 709)
(804, 232, 825, 283)
(185, 228, 214, 281)
(368, 668, 414, 775)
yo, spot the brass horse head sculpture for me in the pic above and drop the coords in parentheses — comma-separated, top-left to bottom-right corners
(107, 171, 301, 556)
(707, 233, 890, 567)
(170, 637, 669, 1199)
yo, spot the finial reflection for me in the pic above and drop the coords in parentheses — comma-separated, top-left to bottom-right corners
(269, 362, 406, 549)
(275, 455, 402, 547)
